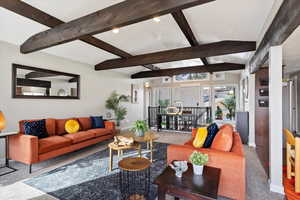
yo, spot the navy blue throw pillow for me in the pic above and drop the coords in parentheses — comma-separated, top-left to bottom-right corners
(23, 119, 48, 139)
(90, 116, 105, 128)
(203, 123, 219, 148)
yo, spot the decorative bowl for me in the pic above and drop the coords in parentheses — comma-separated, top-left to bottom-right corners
(169, 161, 188, 178)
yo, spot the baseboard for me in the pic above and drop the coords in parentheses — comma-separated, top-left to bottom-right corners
(270, 183, 284, 194)
(248, 142, 256, 148)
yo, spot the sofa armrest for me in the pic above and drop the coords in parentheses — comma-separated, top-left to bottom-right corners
(105, 121, 116, 134)
(8, 134, 39, 164)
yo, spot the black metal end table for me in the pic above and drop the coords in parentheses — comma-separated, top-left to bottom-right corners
(0, 132, 18, 176)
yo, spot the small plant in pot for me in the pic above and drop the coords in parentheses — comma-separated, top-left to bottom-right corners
(131, 120, 148, 137)
(189, 151, 209, 175)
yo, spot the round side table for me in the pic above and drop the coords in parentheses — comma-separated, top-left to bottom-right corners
(118, 157, 151, 200)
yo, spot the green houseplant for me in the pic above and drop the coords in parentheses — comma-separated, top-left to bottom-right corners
(105, 91, 129, 126)
(189, 151, 209, 175)
(131, 120, 148, 137)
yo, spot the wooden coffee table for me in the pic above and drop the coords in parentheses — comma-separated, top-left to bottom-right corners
(108, 142, 141, 172)
(154, 163, 221, 200)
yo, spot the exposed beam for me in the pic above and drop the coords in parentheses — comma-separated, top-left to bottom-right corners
(172, 10, 209, 65)
(20, 0, 214, 53)
(0, 0, 158, 71)
(68, 77, 78, 83)
(131, 63, 245, 79)
(25, 71, 57, 79)
(95, 41, 256, 70)
(250, 0, 300, 73)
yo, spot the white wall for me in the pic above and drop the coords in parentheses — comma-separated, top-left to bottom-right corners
(0, 41, 144, 159)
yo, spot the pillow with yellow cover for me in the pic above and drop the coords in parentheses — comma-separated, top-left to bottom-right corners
(65, 120, 80, 134)
(193, 127, 208, 148)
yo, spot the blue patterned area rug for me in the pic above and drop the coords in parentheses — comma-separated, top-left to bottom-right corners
(24, 142, 168, 200)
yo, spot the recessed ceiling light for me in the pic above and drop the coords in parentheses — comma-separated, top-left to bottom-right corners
(153, 16, 160, 23)
(112, 28, 120, 34)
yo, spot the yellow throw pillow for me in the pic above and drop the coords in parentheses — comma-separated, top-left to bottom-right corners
(65, 120, 80, 134)
(193, 127, 208, 148)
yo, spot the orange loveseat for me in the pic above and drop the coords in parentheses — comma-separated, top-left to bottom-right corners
(9, 117, 116, 173)
(167, 126, 246, 200)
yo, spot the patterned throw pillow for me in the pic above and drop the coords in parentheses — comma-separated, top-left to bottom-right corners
(65, 120, 80, 134)
(90, 116, 105, 129)
(23, 119, 48, 139)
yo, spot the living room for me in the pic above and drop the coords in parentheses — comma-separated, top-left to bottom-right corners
(0, 0, 300, 200)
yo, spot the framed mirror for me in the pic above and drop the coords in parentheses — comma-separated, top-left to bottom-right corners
(12, 64, 80, 99)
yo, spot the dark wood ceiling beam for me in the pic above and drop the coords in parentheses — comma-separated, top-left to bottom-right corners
(20, 0, 215, 54)
(249, 0, 300, 73)
(95, 41, 256, 70)
(25, 71, 57, 79)
(0, 0, 159, 70)
(131, 63, 245, 79)
(172, 10, 209, 65)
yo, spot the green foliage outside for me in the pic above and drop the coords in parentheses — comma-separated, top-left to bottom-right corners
(220, 95, 236, 120)
(105, 91, 129, 126)
(189, 151, 209, 166)
(158, 99, 170, 107)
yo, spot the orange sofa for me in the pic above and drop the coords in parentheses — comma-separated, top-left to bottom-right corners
(167, 127, 246, 200)
(9, 117, 116, 173)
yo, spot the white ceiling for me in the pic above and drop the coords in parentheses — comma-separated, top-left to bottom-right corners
(0, 0, 275, 75)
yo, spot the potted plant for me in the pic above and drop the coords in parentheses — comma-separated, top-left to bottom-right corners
(161, 122, 166, 129)
(105, 91, 129, 126)
(189, 151, 209, 175)
(131, 120, 148, 137)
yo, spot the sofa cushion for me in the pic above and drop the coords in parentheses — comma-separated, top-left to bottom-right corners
(39, 136, 72, 154)
(211, 124, 233, 152)
(65, 120, 80, 134)
(19, 118, 56, 136)
(203, 123, 219, 148)
(88, 128, 111, 137)
(192, 128, 208, 148)
(64, 131, 95, 144)
(56, 118, 74, 135)
(90, 116, 105, 129)
(77, 117, 92, 131)
(24, 119, 48, 139)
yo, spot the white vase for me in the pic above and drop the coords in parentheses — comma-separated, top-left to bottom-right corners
(193, 164, 204, 175)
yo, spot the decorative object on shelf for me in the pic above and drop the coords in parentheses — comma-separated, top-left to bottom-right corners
(189, 151, 209, 175)
(131, 120, 148, 137)
(113, 136, 134, 147)
(57, 89, 66, 96)
(169, 160, 188, 178)
(0, 111, 6, 133)
(130, 84, 139, 104)
(65, 119, 80, 134)
(105, 91, 129, 126)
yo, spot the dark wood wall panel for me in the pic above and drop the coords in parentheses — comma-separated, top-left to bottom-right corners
(255, 68, 269, 177)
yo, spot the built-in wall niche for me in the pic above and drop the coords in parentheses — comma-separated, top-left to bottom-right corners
(12, 64, 80, 99)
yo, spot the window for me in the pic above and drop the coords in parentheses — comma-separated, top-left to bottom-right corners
(173, 73, 210, 82)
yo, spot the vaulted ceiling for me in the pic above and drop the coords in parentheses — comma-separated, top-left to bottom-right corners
(0, 0, 275, 75)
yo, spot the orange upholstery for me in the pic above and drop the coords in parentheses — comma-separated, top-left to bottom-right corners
(88, 128, 111, 137)
(19, 118, 56, 136)
(64, 131, 95, 144)
(211, 124, 233, 152)
(55, 118, 74, 135)
(39, 136, 72, 154)
(167, 127, 245, 200)
(77, 117, 92, 131)
(9, 134, 39, 164)
(9, 117, 116, 167)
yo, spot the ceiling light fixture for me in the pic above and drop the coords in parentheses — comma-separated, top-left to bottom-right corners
(112, 28, 120, 34)
(153, 16, 161, 23)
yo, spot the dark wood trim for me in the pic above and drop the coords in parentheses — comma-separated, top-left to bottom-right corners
(249, 0, 300, 73)
(172, 10, 209, 65)
(12, 64, 80, 100)
(68, 77, 78, 83)
(96, 41, 255, 70)
(20, 0, 214, 53)
(0, 0, 158, 70)
(131, 63, 245, 79)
